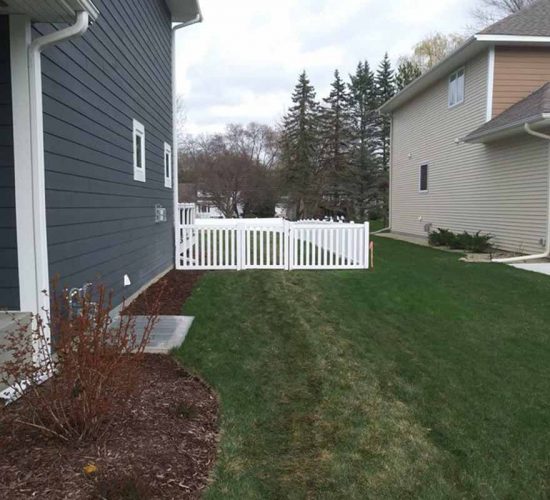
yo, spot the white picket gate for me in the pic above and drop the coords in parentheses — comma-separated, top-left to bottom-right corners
(176, 205, 370, 271)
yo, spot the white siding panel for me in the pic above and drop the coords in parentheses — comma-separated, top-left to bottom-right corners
(390, 50, 549, 254)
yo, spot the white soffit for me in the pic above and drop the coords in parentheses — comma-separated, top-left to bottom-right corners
(0, 0, 99, 23)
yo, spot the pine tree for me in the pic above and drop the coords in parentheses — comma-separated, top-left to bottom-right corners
(280, 71, 322, 219)
(375, 53, 396, 223)
(318, 70, 354, 215)
(396, 59, 422, 91)
(375, 53, 396, 170)
(348, 61, 379, 220)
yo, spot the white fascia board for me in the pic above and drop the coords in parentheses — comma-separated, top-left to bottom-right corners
(476, 34, 550, 44)
(0, 0, 99, 23)
(486, 47, 495, 122)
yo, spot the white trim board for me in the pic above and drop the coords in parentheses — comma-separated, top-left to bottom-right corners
(486, 47, 495, 122)
(10, 15, 40, 314)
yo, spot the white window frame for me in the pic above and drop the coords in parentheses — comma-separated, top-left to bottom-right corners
(419, 163, 429, 193)
(164, 142, 172, 188)
(133, 119, 146, 182)
(448, 67, 465, 108)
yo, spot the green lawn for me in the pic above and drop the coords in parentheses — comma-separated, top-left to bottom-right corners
(176, 237, 550, 499)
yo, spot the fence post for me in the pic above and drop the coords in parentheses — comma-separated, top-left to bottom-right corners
(364, 222, 370, 269)
(286, 220, 292, 271)
(237, 225, 243, 271)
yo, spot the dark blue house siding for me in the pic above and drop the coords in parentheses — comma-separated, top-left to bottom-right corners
(36, 0, 174, 307)
(0, 16, 19, 311)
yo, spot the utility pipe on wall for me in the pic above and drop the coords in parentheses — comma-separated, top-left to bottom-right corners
(492, 123, 550, 263)
(172, 12, 203, 267)
(28, 12, 91, 324)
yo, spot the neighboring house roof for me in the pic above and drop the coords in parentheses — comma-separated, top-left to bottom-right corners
(479, 0, 550, 36)
(380, 0, 550, 114)
(465, 83, 550, 142)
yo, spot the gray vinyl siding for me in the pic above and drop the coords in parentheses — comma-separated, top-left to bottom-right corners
(390, 50, 549, 254)
(36, 0, 174, 307)
(0, 16, 19, 311)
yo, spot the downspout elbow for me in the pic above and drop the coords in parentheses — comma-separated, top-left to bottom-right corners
(30, 11, 90, 54)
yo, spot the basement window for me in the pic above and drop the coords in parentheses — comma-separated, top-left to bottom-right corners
(448, 68, 465, 108)
(133, 119, 146, 182)
(419, 163, 429, 192)
(164, 142, 172, 188)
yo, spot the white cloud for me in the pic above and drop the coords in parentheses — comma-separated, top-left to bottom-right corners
(176, 0, 477, 135)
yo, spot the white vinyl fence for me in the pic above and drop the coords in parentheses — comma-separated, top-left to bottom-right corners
(176, 205, 370, 271)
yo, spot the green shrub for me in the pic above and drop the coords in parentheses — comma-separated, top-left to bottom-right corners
(428, 228, 456, 247)
(464, 231, 493, 253)
(429, 228, 493, 253)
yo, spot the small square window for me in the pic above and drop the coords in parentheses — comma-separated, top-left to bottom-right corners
(448, 68, 465, 108)
(420, 164, 428, 192)
(133, 119, 146, 182)
(164, 142, 172, 188)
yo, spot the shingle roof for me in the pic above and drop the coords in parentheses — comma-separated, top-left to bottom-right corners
(465, 82, 550, 141)
(480, 0, 550, 37)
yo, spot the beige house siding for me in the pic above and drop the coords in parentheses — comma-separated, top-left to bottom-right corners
(390, 49, 549, 254)
(493, 46, 550, 117)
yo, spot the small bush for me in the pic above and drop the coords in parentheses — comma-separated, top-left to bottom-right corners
(429, 228, 492, 253)
(0, 282, 162, 442)
(463, 231, 493, 253)
(428, 228, 456, 247)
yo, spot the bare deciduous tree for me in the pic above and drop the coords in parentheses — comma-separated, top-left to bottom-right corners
(179, 123, 280, 218)
(471, 0, 536, 28)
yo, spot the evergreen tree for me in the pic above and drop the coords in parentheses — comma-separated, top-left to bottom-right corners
(319, 70, 354, 215)
(396, 59, 422, 91)
(375, 53, 396, 223)
(348, 61, 379, 220)
(375, 52, 396, 169)
(280, 71, 322, 219)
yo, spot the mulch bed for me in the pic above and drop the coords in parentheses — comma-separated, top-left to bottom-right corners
(0, 355, 219, 499)
(124, 270, 205, 316)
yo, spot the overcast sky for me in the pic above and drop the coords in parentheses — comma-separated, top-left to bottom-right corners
(175, 0, 478, 136)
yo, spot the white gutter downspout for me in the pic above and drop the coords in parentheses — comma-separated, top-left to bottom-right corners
(28, 11, 91, 333)
(172, 12, 203, 267)
(493, 123, 550, 263)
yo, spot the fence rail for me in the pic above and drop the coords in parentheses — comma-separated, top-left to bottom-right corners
(176, 205, 370, 271)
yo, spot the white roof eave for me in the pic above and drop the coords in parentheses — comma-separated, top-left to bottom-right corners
(165, 0, 202, 23)
(0, 0, 99, 23)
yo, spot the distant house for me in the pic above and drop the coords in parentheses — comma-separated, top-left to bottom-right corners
(0, 0, 202, 318)
(380, 0, 550, 255)
(178, 182, 228, 218)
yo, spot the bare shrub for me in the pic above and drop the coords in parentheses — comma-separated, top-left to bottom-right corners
(0, 283, 162, 442)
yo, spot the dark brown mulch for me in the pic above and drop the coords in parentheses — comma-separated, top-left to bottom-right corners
(0, 355, 219, 499)
(124, 270, 205, 316)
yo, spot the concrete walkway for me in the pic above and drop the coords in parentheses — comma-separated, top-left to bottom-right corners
(510, 262, 550, 277)
(112, 315, 195, 354)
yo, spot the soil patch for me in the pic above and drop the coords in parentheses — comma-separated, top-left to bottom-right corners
(125, 270, 205, 316)
(0, 355, 219, 499)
